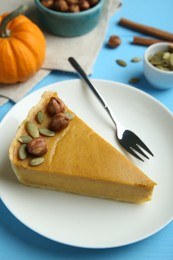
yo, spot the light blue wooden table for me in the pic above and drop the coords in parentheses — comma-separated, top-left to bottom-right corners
(0, 0, 173, 259)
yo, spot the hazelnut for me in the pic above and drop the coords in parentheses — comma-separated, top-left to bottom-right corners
(88, 0, 99, 7)
(108, 35, 121, 48)
(40, 0, 55, 9)
(27, 137, 48, 156)
(69, 4, 80, 12)
(47, 97, 65, 116)
(79, 1, 90, 10)
(66, 0, 79, 4)
(54, 0, 69, 12)
(49, 112, 69, 132)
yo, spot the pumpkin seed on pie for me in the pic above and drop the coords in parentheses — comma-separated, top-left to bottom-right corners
(39, 128, 55, 137)
(18, 135, 33, 144)
(18, 144, 28, 160)
(29, 157, 44, 166)
(26, 121, 39, 138)
(36, 111, 44, 124)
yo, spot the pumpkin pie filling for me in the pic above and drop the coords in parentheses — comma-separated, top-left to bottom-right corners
(9, 91, 156, 203)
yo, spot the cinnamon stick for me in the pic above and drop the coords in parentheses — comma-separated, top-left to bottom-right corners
(133, 36, 168, 46)
(119, 18, 173, 42)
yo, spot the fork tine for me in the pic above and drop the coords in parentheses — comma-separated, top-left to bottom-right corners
(132, 144, 149, 159)
(135, 134, 154, 157)
(123, 145, 144, 161)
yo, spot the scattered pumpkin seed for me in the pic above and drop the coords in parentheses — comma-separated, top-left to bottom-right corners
(116, 59, 127, 67)
(131, 57, 141, 63)
(30, 157, 44, 166)
(39, 128, 55, 137)
(18, 135, 33, 144)
(64, 111, 74, 120)
(26, 121, 39, 138)
(128, 77, 140, 84)
(18, 144, 28, 160)
(36, 111, 44, 124)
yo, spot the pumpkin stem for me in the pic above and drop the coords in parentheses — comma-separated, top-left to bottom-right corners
(0, 5, 28, 38)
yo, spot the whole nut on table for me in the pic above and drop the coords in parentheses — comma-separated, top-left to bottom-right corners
(108, 35, 121, 48)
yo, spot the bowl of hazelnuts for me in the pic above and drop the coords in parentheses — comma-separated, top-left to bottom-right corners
(34, 0, 104, 37)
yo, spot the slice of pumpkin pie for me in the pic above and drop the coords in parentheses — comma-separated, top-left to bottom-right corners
(9, 91, 156, 203)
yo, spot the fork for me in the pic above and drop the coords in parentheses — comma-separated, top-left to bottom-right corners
(68, 57, 154, 161)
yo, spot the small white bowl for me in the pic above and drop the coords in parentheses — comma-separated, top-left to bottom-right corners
(144, 42, 173, 90)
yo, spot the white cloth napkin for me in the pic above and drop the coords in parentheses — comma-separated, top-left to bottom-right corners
(0, 0, 122, 106)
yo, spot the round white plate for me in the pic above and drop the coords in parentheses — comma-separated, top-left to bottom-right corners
(1, 79, 173, 249)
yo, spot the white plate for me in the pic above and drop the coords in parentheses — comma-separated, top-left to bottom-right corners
(1, 79, 173, 249)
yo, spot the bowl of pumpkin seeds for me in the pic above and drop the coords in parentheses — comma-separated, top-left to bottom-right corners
(144, 42, 173, 89)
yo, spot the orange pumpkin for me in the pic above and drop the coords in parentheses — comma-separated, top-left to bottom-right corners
(0, 5, 46, 84)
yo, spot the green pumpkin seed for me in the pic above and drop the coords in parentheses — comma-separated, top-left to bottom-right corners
(18, 135, 33, 144)
(131, 57, 141, 62)
(26, 121, 39, 138)
(64, 111, 74, 120)
(148, 46, 173, 71)
(116, 59, 127, 67)
(156, 65, 170, 71)
(169, 53, 173, 67)
(36, 111, 44, 124)
(128, 77, 140, 84)
(30, 157, 44, 166)
(18, 144, 28, 160)
(39, 128, 55, 137)
(163, 52, 170, 60)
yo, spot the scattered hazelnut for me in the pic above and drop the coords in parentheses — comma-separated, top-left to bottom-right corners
(49, 112, 69, 132)
(108, 35, 121, 48)
(27, 137, 48, 156)
(47, 97, 65, 116)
